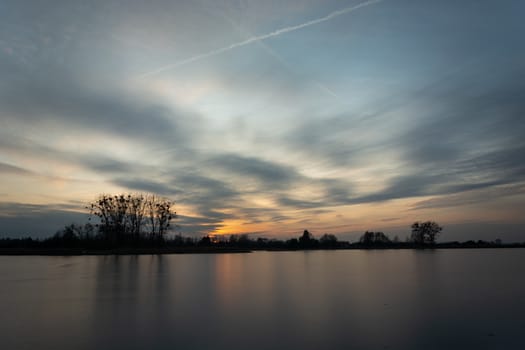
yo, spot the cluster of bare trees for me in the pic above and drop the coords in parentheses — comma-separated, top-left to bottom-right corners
(88, 194, 175, 244)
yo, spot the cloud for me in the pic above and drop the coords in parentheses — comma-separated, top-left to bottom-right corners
(0, 162, 33, 176)
(272, 178, 353, 210)
(0, 202, 88, 238)
(105, 151, 358, 228)
(275, 196, 322, 209)
(206, 153, 301, 190)
(137, 0, 384, 77)
(411, 183, 525, 210)
(112, 178, 181, 197)
(0, 70, 203, 152)
(347, 145, 525, 206)
(319, 178, 354, 204)
(454, 145, 525, 183)
(173, 214, 226, 237)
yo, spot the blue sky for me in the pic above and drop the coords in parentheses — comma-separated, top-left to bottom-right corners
(1, 0, 524, 241)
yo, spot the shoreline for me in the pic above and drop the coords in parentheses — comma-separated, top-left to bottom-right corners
(1, 244, 524, 256)
(0, 247, 253, 256)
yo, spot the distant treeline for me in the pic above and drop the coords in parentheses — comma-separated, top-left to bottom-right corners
(1, 227, 523, 253)
(1, 193, 523, 253)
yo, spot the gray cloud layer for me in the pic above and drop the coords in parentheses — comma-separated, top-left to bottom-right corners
(1, 0, 525, 239)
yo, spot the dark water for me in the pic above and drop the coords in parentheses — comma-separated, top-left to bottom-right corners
(1, 249, 524, 350)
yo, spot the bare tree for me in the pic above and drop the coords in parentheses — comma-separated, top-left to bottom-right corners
(146, 194, 174, 241)
(88, 194, 128, 244)
(411, 221, 442, 245)
(127, 194, 146, 240)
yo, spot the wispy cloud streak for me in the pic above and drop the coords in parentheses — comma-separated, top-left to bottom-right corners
(137, 0, 384, 78)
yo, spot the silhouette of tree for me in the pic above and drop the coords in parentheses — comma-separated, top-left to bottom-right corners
(127, 194, 146, 240)
(226, 234, 252, 247)
(320, 233, 338, 247)
(298, 230, 319, 248)
(299, 230, 312, 244)
(228, 234, 238, 245)
(88, 193, 175, 245)
(411, 221, 442, 245)
(53, 224, 80, 244)
(360, 231, 373, 245)
(55, 223, 94, 241)
(359, 231, 390, 245)
(256, 237, 268, 248)
(145, 195, 174, 241)
(286, 238, 299, 249)
(199, 235, 212, 246)
(237, 234, 251, 247)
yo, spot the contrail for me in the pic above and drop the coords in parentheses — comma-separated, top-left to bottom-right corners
(137, 0, 383, 78)
(216, 8, 346, 102)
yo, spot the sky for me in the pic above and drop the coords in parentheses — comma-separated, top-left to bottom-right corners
(1, 0, 524, 241)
